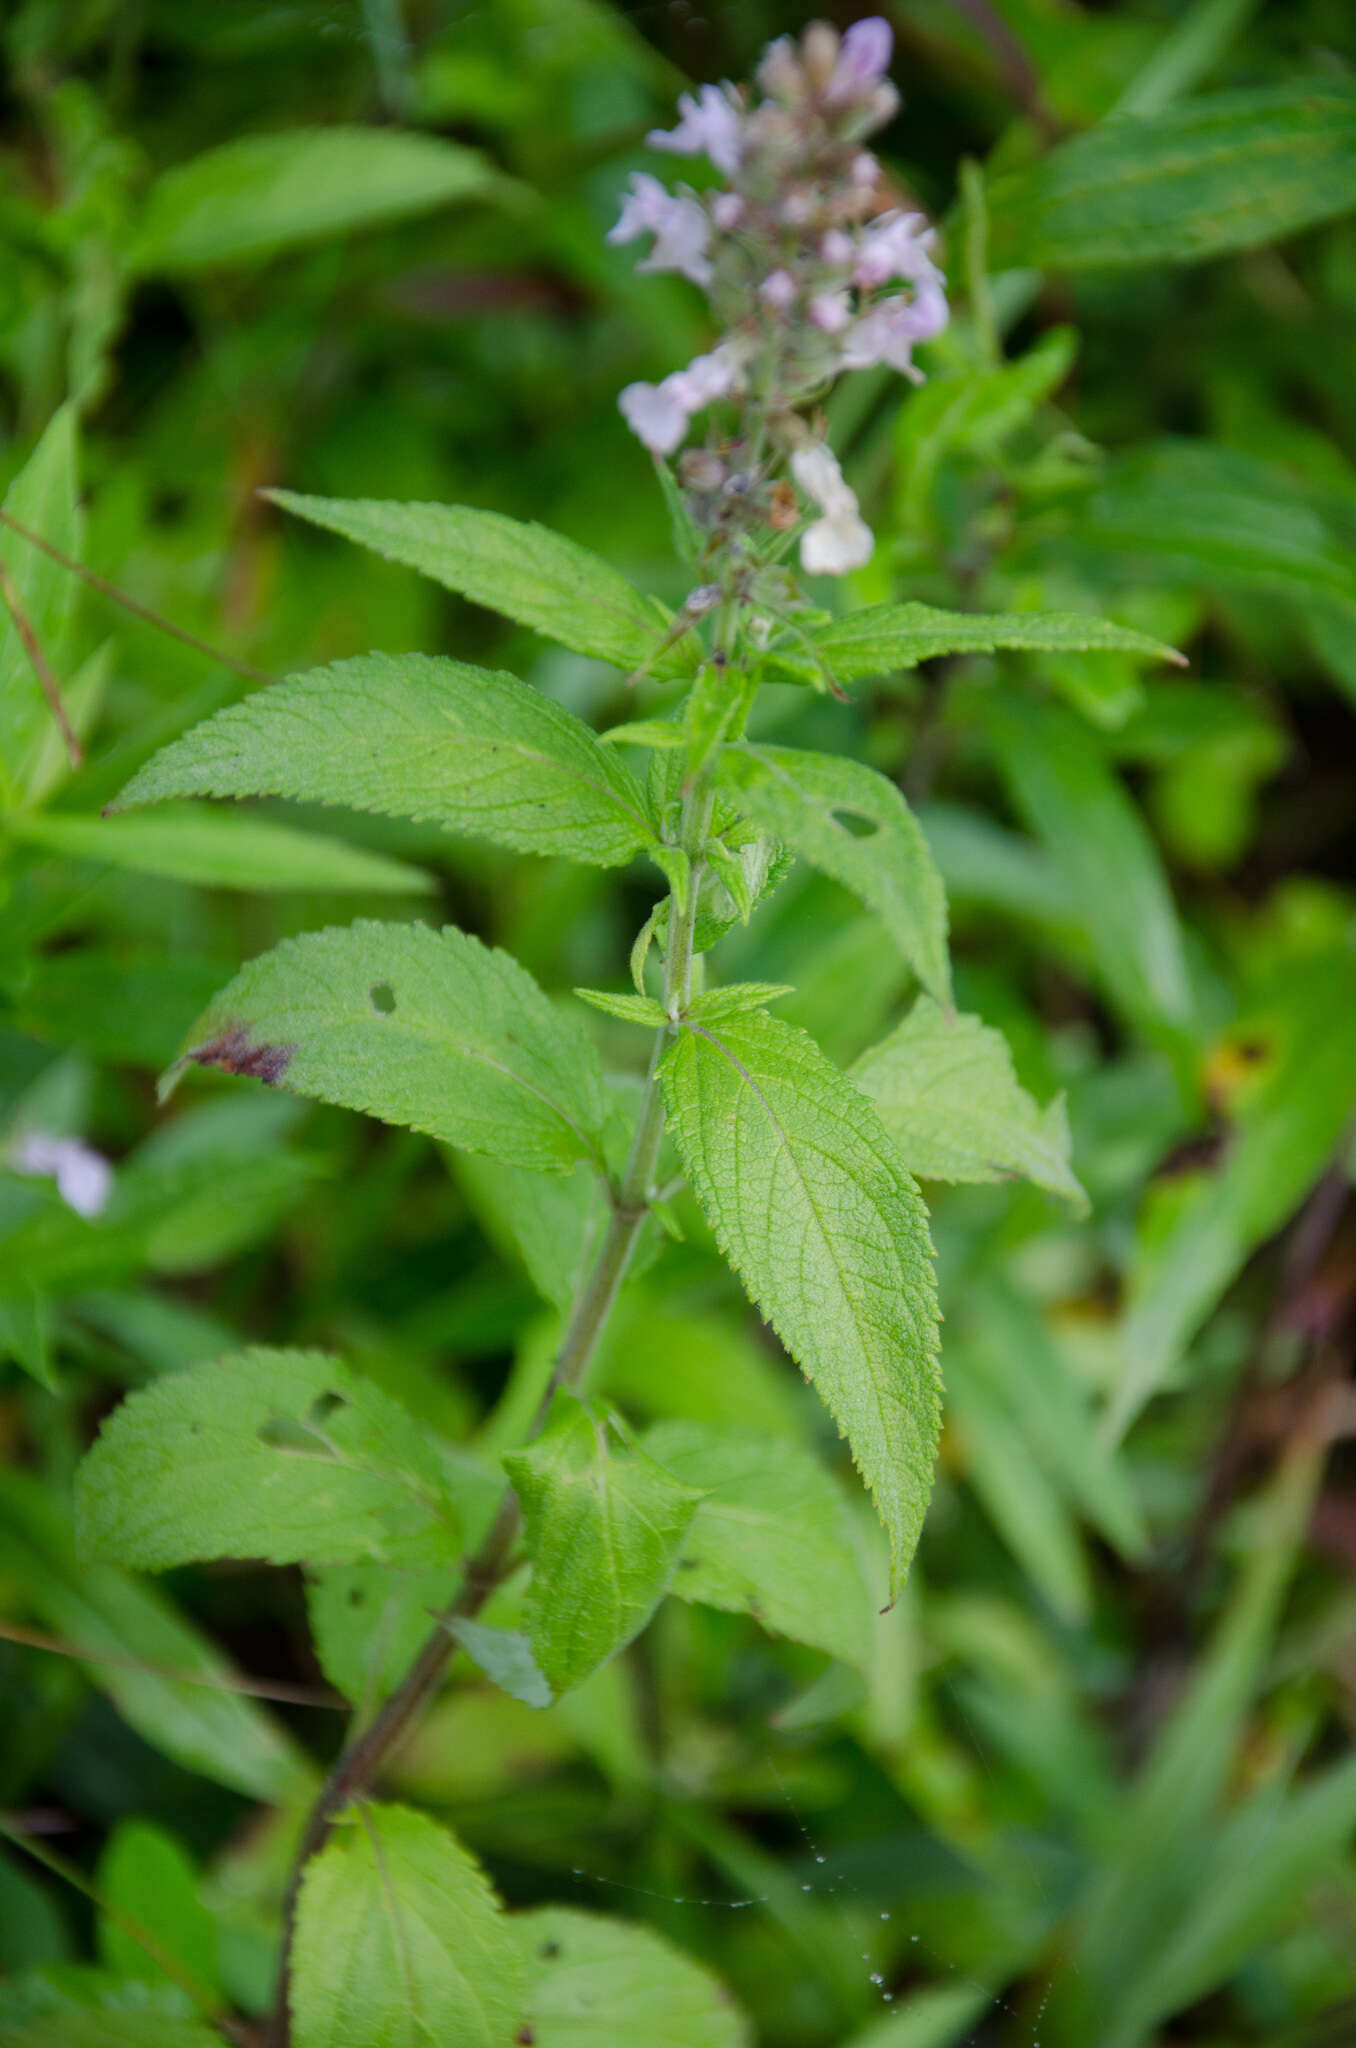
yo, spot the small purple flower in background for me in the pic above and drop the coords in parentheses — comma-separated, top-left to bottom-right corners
(607, 173, 713, 287)
(608, 16, 947, 580)
(12, 1131, 113, 1218)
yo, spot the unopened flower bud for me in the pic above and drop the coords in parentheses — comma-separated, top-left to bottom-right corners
(684, 582, 723, 616)
(802, 23, 842, 94)
(760, 268, 797, 309)
(829, 17, 894, 100)
(679, 448, 726, 490)
(756, 34, 803, 103)
(711, 192, 745, 230)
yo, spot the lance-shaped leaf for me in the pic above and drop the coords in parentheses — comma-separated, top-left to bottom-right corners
(112, 655, 659, 869)
(271, 491, 692, 677)
(988, 80, 1356, 272)
(518, 1908, 750, 2048)
(659, 1011, 941, 1595)
(76, 1348, 462, 1571)
(291, 1803, 522, 2048)
(8, 805, 431, 895)
(644, 1422, 873, 1668)
(779, 600, 1181, 686)
(1, 404, 81, 806)
(719, 746, 950, 1006)
(166, 920, 607, 1173)
(985, 696, 1194, 1034)
(129, 127, 502, 272)
(503, 1396, 702, 1694)
(851, 996, 1087, 1208)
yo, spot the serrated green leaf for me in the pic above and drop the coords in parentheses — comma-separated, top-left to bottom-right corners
(291, 1803, 523, 2048)
(270, 491, 691, 677)
(129, 128, 502, 272)
(644, 1422, 873, 1668)
(0, 1471, 307, 1801)
(781, 602, 1180, 686)
(659, 1010, 941, 1596)
(988, 81, 1356, 271)
(517, 1907, 750, 2048)
(97, 1823, 220, 2005)
(111, 655, 657, 868)
(446, 1619, 553, 1708)
(984, 696, 1193, 1033)
(167, 920, 607, 1172)
(720, 746, 950, 1007)
(0, 406, 81, 808)
(76, 1348, 462, 1571)
(684, 982, 795, 1023)
(573, 987, 667, 1026)
(6, 806, 431, 895)
(503, 1395, 701, 1692)
(851, 996, 1086, 1208)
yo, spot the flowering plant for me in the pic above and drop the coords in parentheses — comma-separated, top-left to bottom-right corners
(54, 17, 1182, 2045)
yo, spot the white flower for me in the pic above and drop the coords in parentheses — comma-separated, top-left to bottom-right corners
(619, 381, 689, 455)
(791, 443, 874, 576)
(760, 268, 797, 309)
(711, 192, 745, 230)
(608, 173, 713, 287)
(13, 1131, 113, 1218)
(841, 281, 948, 377)
(618, 344, 744, 455)
(853, 210, 940, 290)
(820, 228, 855, 266)
(828, 17, 894, 99)
(665, 343, 743, 411)
(647, 84, 743, 177)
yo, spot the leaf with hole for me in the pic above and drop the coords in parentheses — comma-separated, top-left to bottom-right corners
(112, 655, 659, 869)
(660, 1010, 941, 1596)
(75, 1348, 463, 1571)
(719, 746, 950, 1006)
(165, 920, 608, 1173)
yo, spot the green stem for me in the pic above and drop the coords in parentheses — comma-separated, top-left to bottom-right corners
(266, 764, 719, 2048)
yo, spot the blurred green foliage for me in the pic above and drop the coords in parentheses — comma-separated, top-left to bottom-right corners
(2, 2, 1356, 2044)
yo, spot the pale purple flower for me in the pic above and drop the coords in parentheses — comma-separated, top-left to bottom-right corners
(647, 84, 744, 177)
(791, 443, 874, 575)
(853, 210, 938, 290)
(829, 17, 894, 99)
(760, 268, 797, 309)
(666, 342, 743, 411)
(608, 173, 713, 286)
(841, 285, 947, 378)
(711, 192, 745, 230)
(619, 381, 690, 455)
(619, 344, 743, 455)
(13, 1131, 113, 1218)
(810, 289, 852, 334)
(820, 228, 855, 266)
(851, 151, 880, 190)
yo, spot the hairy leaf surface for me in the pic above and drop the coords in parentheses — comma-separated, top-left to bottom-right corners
(659, 1011, 941, 1595)
(720, 747, 950, 1006)
(271, 491, 690, 676)
(113, 655, 658, 868)
(644, 1422, 873, 1668)
(76, 1348, 462, 1571)
(852, 996, 1086, 1207)
(291, 1803, 522, 2048)
(167, 920, 607, 1172)
(518, 1907, 750, 2048)
(787, 602, 1179, 686)
(504, 1396, 701, 1693)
